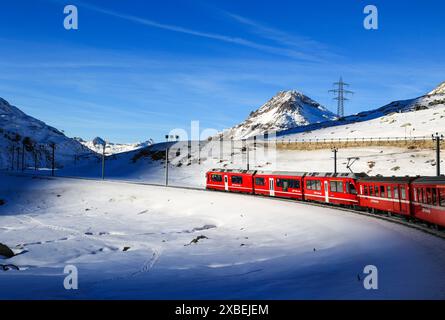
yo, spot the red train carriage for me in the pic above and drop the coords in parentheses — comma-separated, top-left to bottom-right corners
(357, 176, 414, 216)
(411, 176, 445, 227)
(303, 172, 364, 206)
(253, 171, 306, 199)
(206, 169, 255, 194)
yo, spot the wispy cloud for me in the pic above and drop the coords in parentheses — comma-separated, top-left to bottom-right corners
(70, 1, 321, 62)
(221, 11, 337, 61)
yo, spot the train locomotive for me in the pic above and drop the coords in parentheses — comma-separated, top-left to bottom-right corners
(206, 169, 445, 229)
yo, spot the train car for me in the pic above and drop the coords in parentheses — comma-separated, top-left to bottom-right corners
(411, 176, 445, 227)
(253, 171, 306, 199)
(303, 172, 364, 206)
(357, 176, 414, 216)
(206, 169, 255, 194)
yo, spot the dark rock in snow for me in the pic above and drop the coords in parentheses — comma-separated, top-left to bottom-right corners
(0, 243, 15, 258)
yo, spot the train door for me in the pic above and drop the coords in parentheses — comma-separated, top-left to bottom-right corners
(399, 185, 408, 214)
(224, 175, 229, 191)
(269, 178, 275, 197)
(393, 185, 401, 213)
(324, 180, 329, 203)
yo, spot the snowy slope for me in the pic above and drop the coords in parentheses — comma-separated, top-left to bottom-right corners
(223, 90, 337, 140)
(280, 104, 445, 141)
(429, 81, 445, 95)
(0, 98, 96, 169)
(2, 173, 445, 299)
(75, 137, 154, 155)
(277, 83, 445, 138)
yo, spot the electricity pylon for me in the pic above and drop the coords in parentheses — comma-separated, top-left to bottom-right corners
(329, 77, 353, 118)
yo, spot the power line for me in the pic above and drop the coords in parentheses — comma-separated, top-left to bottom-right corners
(329, 76, 353, 117)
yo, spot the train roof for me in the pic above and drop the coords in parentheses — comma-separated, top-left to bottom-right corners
(359, 176, 415, 183)
(255, 171, 306, 177)
(412, 176, 445, 184)
(305, 172, 368, 179)
(208, 168, 257, 175)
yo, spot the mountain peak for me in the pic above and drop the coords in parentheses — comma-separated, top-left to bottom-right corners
(428, 81, 445, 95)
(223, 90, 336, 140)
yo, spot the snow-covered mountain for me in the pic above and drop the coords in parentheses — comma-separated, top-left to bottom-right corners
(222, 90, 337, 140)
(276, 81, 445, 138)
(428, 81, 445, 95)
(0, 97, 96, 169)
(75, 137, 154, 155)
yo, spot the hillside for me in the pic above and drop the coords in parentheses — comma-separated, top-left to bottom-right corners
(222, 90, 336, 140)
(0, 97, 96, 170)
(75, 137, 154, 155)
(276, 82, 445, 139)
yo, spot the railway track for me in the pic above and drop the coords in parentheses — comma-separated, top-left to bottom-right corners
(4, 171, 445, 240)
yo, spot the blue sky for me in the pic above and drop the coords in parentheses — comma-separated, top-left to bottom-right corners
(0, 0, 444, 142)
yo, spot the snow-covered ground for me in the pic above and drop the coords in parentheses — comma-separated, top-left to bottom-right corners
(279, 104, 445, 140)
(1, 173, 445, 299)
(44, 138, 444, 189)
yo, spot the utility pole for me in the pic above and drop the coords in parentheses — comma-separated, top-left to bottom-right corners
(188, 140, 192, 166)
(329, 77, 353, 118)
(219, 136, 223, 163)
(21, 141, 25, 171)
(198, 140, 201, 165)
(34, 150, 38, 171)
(16, 147, 20, 171)
(10, 144, 15, 171)
(165, 135, 169, 186)
(50, 142, 55, 177)
(432, 133, 444, 176)
(101, 142, 106, 180)
(332, 147, 338, 174)
(242, 139, 250, 171)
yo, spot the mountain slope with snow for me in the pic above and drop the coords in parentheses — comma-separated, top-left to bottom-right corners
(276, 82, 445, 138)
(429, 81, 445, 95)
(0, 97, 96, 169)
(75, 137, 154, 155)
(223, 90, 337, 140)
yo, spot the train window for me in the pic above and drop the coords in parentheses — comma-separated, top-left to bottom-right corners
(375, 186, 380, 197)
(380, 186, 385, 198)
(276, 179, 283, 187)
(369, 185, 374, 196)
(440, 189, 445, 207)
(282, 180, 289, 191)
(394, 187, 399, 199)
(432, 188, 437, 206)
(255, 177, 265, 186)
(231, 176, 243, 184)
(293, 180, 301, 189)
(307, 180, 320, 190)
(417, 188, 422, 203)
(364, 185, 369, 195)
(426, 188, 432, 204)
(349, 183, 357, 195)
(387, 186, 392, 198)
(401, 187, 406, 200)
(211, 174, 222, 182)
(330, 181, 344, 193)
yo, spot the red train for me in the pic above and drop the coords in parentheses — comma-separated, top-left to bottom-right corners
(206, 169, 445, 229)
